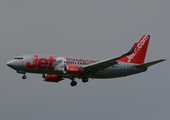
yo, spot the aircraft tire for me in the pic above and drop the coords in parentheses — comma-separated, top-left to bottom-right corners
(70, 81, 77, 87)
(22, 75, 27, 79)
(82, 77, 89, 83)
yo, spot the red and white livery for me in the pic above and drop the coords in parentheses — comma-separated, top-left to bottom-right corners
(7, 35, 166, 86)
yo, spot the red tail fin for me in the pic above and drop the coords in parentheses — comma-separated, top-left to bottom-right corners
(119, 35, 150, 64)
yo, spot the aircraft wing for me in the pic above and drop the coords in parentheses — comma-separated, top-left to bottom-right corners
(82, 43, 137, 75)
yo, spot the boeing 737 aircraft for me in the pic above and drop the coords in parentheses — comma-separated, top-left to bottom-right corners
(7, 35, 166, 86)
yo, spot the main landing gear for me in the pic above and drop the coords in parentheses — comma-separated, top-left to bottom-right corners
(70, 80, 77, 87)
(82, 77, 89, 83)
(70, 77, 77, 87)
(70, 77, 89, 87)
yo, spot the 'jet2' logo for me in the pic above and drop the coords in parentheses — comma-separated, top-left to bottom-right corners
(127, 35, 149, 62)
(26, 55, 55, 70)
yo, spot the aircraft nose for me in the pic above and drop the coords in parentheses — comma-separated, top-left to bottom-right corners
(7, 60, 23, 70)
(7, 60, 15, 68)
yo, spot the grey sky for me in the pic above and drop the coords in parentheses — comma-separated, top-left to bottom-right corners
(0, 0, 169, 120)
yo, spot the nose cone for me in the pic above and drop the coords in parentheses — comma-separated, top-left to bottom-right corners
(7, 60, 23, 70)
(7, 60, 13, 67)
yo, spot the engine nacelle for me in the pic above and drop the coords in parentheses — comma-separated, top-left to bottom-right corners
(42, 74, 63, 83)
(63, 65, 83, 76)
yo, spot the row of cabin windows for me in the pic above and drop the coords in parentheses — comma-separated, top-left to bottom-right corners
(34, 59, 90, 65)
(13, 58, 116, 67)
(64, 61, 89, 65)
(14, 58, 91, 65)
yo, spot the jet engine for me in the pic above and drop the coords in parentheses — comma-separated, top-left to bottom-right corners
(63, 65, 83, 76)
(42, 74, 63, 83)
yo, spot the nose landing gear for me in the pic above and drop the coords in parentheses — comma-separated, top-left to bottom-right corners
(17, 70, 27, 79)
(22, 75, 27, 79)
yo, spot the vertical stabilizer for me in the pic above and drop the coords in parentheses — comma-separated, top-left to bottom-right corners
(118, 35, 150, 64)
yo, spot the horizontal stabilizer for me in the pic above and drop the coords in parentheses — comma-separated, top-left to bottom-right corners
(136, 59, 166, 68)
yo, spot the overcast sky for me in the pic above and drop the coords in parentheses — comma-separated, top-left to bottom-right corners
(0, 0, 170, 120)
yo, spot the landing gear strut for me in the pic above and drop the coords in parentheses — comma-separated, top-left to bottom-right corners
(17, 70, 27, 80)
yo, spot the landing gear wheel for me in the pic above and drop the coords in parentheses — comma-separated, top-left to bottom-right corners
(70, 81, 77, 87)
(22, 75, 27, 79)
(82, 77, 89, 83)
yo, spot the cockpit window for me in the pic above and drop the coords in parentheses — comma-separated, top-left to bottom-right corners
(14, 57, 23, 60)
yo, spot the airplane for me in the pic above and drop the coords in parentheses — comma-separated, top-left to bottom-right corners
(7, 35, 166, 86)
